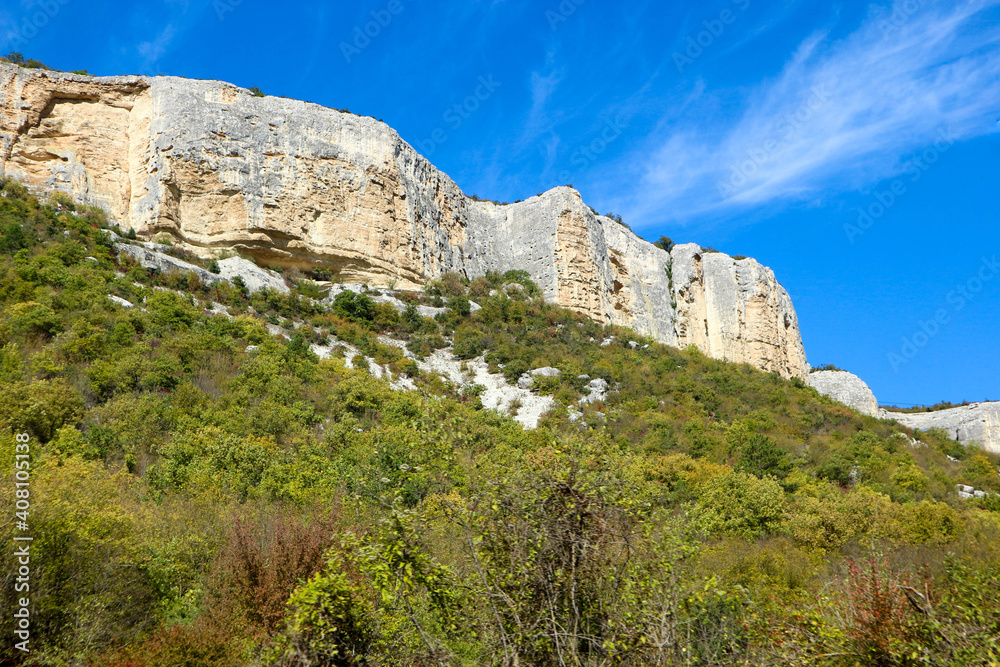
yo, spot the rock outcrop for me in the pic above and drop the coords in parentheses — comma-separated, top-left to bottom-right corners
(215, 257, 289, 294)
(0, 63, 808, 378)
(114, 242, 288, 294)
(886, 403, 1000, 454)
(806, 367, 1000, 453)
(807, 370, 881, 417)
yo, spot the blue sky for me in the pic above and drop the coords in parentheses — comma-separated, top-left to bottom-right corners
(3, 0, 999, 407)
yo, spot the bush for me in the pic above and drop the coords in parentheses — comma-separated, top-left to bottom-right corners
(736, 433, 792, 480)
(92, 622, 243, 667)
(696, 471, 786, 539)
(653, 235, 675, 252)
(4, 301, 62, 338)
(0, 378, 84, 442)
(206, 510, 338, 636)
(389, 357, 419, 377)
(284, 549, 378, 666)
(332, 291, 375, 324)
(841, 555, 922, 666)
(372, 302, 399, 330)
(446, 295, 471, 316)
(453, 326, 487, 359)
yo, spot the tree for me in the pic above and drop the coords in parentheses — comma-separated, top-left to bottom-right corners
(696, 471, 786, 539)
(332, 291, 375, 323)
(654, 236, 675, 252)
(736, 433, 792, 480)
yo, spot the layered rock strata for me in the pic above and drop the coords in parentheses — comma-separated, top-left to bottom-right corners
(0, 63, 808, 378)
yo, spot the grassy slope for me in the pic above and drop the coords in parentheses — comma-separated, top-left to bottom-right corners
(1, 180, 999, 666)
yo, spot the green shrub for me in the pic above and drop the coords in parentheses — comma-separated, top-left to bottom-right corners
(736, 433, 792, 480)
(284, 551, 377, 665)
(446, 295, 471, 316)
(453, 325, 487, 359)
(696, 471, 786, 539)
(5, 301, 62, 338)
(332, 291, 375, 323)
(0, 378, 84, 442)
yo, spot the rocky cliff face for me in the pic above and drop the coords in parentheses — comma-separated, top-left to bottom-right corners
(807, 370, 881, 417)
(887, 404, 1000, 454)
(0, 64, 808, 378)
(806, 370, 1000, 453)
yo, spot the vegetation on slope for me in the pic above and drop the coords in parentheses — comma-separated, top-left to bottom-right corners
(1, 51, 89, 76)
(884, 400, 993, 414)
(1, 179, 999, 666)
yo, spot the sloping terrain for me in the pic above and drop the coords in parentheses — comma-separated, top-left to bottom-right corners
(0, 63, 807, 378)
(2, 180, 1000, 665)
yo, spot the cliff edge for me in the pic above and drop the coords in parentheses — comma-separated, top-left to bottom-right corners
(0, 64, 808, 378)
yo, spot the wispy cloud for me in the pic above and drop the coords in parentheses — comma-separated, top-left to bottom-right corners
(516, 64, 564, 150)
(608, 0, 1000, 227)
(137, 22, 177, 74)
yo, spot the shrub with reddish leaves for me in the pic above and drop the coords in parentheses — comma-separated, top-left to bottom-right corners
(206, 507, 341, 637)
(89, 622, 242, 667)
(842, 555, 921, 667)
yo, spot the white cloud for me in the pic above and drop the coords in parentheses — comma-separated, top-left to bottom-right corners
(516, 66, 563, 149)
(137, 23, 177, 73)
(609, 0, 1000, 227)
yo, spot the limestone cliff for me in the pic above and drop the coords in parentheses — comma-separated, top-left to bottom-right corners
(806, 370, 1000, 453)
(887, 404, 1000, 454)
(807, 370, 881, 417)
(0, 63, 808, 378)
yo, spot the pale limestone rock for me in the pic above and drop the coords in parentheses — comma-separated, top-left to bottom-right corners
(215, 257, 289, 294)
(887, 403, 1000, 454)
(115, 243, 217, 283)
(807, 370, 881, 417)
(670, 245, 807, 379)
(580, 378, 609, 405)
(107, 295, 134, 308)
(417, 305, 449, 319)
(115, 243, 286, 294)
(0, 63, 808, 378)
(517, 367, 562, 390)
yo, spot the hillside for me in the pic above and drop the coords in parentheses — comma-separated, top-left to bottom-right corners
(0, 62, 807, 379)
(2, 179, 1000, 665)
